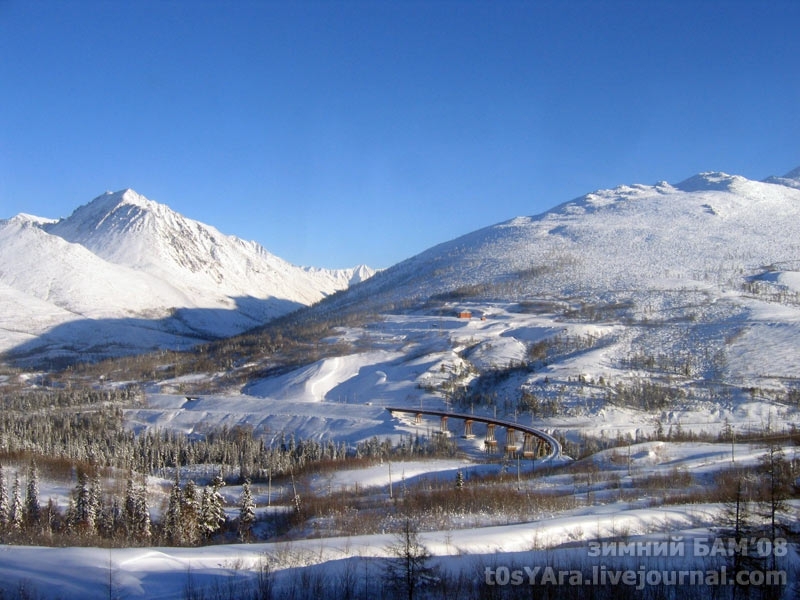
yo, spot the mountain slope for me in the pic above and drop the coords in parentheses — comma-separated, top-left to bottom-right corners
(204, 166, 800, 448)
(45, 190, 369, 303)
(0, 191, 374, 364)
(763, 165, 800, 190)
(314, 168, 800, 316)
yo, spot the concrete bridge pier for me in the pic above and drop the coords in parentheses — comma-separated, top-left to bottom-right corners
(438, 415, 450, 437)
(504, 427, 518, 457)
(522, 432, 536, 458)
(462, 419, 475, 439)
(484, 423, 497, 453)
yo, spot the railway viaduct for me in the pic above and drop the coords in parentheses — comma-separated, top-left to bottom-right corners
(385, 407, 562, 461)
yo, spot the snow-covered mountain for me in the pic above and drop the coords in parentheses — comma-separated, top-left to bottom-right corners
(319, 167, 800, 313)
(275, 166, 800, 400)
(0, 190, 374, 364)
(84, 165, 800, 462)
(4, 166, 800, 373)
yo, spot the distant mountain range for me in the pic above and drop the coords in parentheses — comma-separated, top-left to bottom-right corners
(2, 166, 799, 371)
(0, 189, 373, 365)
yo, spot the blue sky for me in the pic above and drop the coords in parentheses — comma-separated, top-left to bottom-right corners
(2, 1, 799, 269)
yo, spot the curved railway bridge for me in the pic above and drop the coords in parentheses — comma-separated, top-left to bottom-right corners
(385, 407, 562, 461)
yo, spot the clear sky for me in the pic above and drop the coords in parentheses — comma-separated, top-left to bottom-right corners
(1, 1, 798, 269)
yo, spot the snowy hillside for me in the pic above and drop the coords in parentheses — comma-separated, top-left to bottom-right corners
(0, 190, 373, 365)
(275, 167, 800, 395)
(324, 168, 800, 311)
(124, 165, 799, 454)
(95, 165, 800, 452)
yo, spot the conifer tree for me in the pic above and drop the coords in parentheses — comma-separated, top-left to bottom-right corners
(181, 479, 200, 546)
(90, 472, 103, 526)
(0, 466, 9, 529)
(42, 498, 58, 537)
(9, 473, 23, 532)
(721, 477, 758, 599)
(199, 476, 226, 541)
(199, 487, 212, 538)
(74, 471, 96, 534)
(238, 479, 255, 542)
(98, 496, 122, 539)
(25, 461, 41, 528)
(124, 472, 151, 543)
(383, 518, 437, 600)
(135, 483, 152, 542)
(64, 497, 77, 533)
(757, 442, 791, 572)
(163, 473, 184, 546)
(124, 474, 137, 534)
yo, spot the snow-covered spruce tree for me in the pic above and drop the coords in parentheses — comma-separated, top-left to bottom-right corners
(238, 479, 255, 542)
(64, 497, 77, 534)
(180, 479, 200, 546)
(123, 472, 151, 543)
(199, 475, 226, 541)
(123, 473, 137, 538)
(199, 487, 214, 541)
(90, 472, 103, 526)
(97, 496, 123, 540)
(74, 471, 96, 535)
(24, 461, 40, 530)
(9, 473, 24, 532)
(0, 466, 9, 530)
(134, 480, 151, 542)
(163, 473, 184, 546)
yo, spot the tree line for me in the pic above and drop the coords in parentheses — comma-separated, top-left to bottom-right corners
(0, 460, 262, 547)
(0, 384, 461, 548)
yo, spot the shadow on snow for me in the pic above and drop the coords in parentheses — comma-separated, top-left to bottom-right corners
(3, 295, 303, 369)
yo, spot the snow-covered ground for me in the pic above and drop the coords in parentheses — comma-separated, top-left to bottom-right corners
(130, 298, 800, 448)
(2, 303, 797, 597)
(0, 465, 793, 599)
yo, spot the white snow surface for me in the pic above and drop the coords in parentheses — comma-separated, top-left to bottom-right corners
(1, 437, 794, 599)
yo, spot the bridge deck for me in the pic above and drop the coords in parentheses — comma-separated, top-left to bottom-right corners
(385, 406, 562, 460)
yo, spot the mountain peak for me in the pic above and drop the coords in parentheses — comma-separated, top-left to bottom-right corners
(45, 189, 168, 246)
(674, 171, 744, 192)
(45, 188, 375, 302)
(89, 188, 161, 215)
(763, 166, 800, 190)
(108, 188, 153, 208)
(782, 166, 800, 179)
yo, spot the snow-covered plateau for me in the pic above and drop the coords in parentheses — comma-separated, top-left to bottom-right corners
(1, 167, 799, 598)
